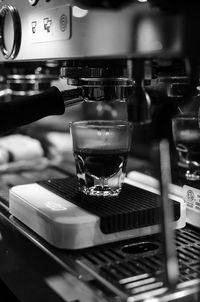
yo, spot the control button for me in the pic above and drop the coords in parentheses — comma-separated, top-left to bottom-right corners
(46, 19, 52, 32)
(28, 0, 39, 6)
(43, 18, 52, 32)
(60, 14, 68, 32)
(31, 21, 37, 33)
(43, 17, 48, 30)
(0, 5, 21, 59)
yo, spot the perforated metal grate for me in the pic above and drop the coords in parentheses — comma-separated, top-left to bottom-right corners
(75, 226, 200, 298)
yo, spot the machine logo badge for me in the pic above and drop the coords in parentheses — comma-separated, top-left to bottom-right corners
(187, 189, 194, 202)
(186, 189, 195, 209)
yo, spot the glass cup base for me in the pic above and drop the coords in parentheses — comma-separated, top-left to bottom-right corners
(79, 185, 121, 197)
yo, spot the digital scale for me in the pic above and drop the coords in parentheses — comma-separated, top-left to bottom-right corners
(9, 172, 186, 250)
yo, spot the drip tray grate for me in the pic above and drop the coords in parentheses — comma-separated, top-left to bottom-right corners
(74, 225, 200, 298)
(10, 214, 200, 300)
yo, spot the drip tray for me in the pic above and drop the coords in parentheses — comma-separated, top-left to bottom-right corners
(8, 216, 200, 301)
(73, 225, 200, 300)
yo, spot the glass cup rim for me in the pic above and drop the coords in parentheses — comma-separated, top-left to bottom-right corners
(172, 115, 198, 122)
(69, 120, 133, 129)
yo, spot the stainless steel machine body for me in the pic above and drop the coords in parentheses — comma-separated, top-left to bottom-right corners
(0, 0, 184, 61)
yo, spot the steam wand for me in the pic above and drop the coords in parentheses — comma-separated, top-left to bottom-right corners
(152, 139, 179, 290)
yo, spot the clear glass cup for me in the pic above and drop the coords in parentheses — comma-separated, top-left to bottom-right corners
(70, 120, 133, 197)
(172, 115, 200, 182)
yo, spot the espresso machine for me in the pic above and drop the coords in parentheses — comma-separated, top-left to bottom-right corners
(0, 1, 200, 301)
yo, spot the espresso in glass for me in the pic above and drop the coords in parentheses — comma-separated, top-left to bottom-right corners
(70, 120, 132, 197)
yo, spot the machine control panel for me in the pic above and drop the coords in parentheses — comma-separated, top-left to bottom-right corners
(30, 5, 71, 43)
(0, 0, 184, 61)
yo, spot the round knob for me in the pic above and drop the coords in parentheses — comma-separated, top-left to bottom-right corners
(0, 5, 21, 59)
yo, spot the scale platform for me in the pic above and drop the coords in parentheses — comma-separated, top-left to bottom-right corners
(9, 174, 186, 250)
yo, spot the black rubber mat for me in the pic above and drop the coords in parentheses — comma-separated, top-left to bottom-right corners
(38, 177, 180, 234)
